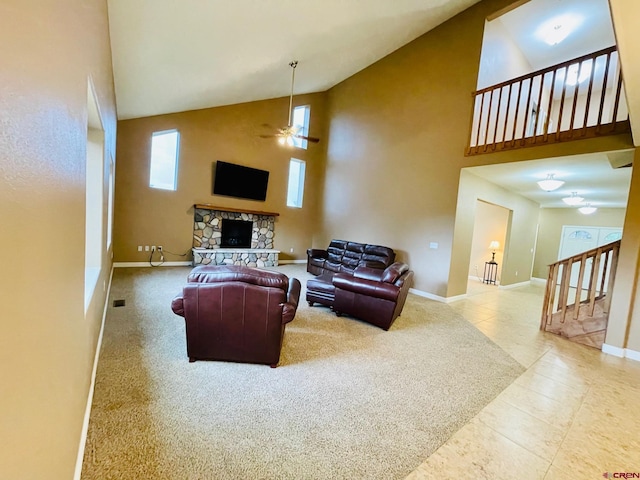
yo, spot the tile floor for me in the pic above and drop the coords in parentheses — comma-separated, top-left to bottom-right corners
(405, 279, 640, 480)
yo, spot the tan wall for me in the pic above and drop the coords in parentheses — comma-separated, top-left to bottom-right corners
(453, 171, 540, 292)
(320, 0, 633, 297)
(468, 200, 510, 281)
(532, 207, 627, 279)
(0, 0, 117, 478)
(607, 149, 640, 352)
(113, 93, 328, 263)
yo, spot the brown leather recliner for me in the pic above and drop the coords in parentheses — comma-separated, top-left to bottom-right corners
(171, 265, 301, 367)
(332, 262, 414, 331)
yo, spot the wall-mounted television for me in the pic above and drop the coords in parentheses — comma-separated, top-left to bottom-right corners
(212, 161, 269, 201)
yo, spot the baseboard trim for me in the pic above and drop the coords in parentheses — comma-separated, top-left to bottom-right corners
(602, 343, 625, 357)
(626, 348, 640, 362)
(278, 259, 306, 264)
(498, 280, 531, 290)
(113, 261, 192, 268)
(530, 277, 546, 285)
(602, 343, 640, 362)
(409, 288, 466, 303)
(74, 266, 113, 480)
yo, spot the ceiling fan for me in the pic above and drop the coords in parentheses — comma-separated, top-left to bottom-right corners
(260, 60, 320, 145)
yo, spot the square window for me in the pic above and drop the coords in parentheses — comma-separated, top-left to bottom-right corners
(150, 130, 180, 190)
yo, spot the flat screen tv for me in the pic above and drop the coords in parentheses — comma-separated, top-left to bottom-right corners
(212, 161, 269, 201)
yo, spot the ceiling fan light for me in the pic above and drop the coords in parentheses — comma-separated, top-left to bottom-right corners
(578, 204, 597, 215)
(278, 137, 286, 145)
(562, 192, 584, 205)
(537, 174, 565, 191)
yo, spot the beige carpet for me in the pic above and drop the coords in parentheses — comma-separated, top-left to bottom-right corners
(81, 264, 524, 480)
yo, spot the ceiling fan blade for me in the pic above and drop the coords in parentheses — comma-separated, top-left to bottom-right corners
(259, 134, 279, 139)
(294, 134, 320, 143)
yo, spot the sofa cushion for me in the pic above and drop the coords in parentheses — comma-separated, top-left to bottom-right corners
(307, 273, 336, 295)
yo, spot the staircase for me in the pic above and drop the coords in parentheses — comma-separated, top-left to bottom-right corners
(540, 240, 621, 349)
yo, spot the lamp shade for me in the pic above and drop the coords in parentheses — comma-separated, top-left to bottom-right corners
(537, 174, 564, 191)
(489, 240, 500, 250)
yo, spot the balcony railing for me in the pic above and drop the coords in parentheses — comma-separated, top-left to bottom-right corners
(467, 46, 630, 155)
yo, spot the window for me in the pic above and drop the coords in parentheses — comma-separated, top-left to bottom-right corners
(107, 154, 115, 249)
(150, 129, 180, 190)
(291, 105, 310, 149)
(286, 158, 306, 208)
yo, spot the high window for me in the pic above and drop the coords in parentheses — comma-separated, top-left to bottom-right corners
(292, 105, 310, 149)
(150, 130, 180, 190)
(286, 158, 306, 208)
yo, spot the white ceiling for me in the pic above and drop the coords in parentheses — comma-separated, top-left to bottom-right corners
(465, 150, 633, 209)
(106, 0, 633, 209)
(107, 0, 481, 120)
(497, 0, 616, 70)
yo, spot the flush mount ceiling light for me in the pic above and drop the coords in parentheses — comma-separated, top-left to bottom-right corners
(537, 173, 565, 191)
(565, 61, 593, 86)
(578, 203, 597, 215)
(535, 14, 583, 46)
(563, 191, 585, 205)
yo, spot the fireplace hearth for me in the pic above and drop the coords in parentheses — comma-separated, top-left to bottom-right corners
(221, 219, 252, 248)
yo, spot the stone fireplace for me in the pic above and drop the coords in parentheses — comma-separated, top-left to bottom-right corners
(192, 204, 280, 267)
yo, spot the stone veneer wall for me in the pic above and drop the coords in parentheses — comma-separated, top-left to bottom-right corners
(193, 250, 279, 268)
(193, 208, 275, 249)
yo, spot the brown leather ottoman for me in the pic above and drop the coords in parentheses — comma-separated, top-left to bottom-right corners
(306, 273, 336, 308)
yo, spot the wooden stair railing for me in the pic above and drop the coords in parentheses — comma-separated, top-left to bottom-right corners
(540, 240, 620, 348)
(467, 46, 630, 155)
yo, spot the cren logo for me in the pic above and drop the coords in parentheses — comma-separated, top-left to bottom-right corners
(603, 473, 640, 479)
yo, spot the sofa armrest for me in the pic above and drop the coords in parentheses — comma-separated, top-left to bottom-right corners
(171, 295, 185, 317)
(307, 248, 328, 259)
(282, 277, 302, 324)
(333, 273, 400, 302)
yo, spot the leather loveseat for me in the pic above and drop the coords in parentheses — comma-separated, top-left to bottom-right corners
(171, 265, 301, 367)
(333, 262, 414, 330)
(306, 240, 413, 330)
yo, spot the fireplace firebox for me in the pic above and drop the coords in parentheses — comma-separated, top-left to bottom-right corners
(221, 219, 253, 248)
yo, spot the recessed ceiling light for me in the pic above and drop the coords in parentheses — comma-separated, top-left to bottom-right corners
(536, 14, 584, 46)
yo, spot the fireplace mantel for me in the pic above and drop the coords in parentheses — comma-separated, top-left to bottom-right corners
(194, 204, 279, 217)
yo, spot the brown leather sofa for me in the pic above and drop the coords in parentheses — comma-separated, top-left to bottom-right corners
(171, 265, 301, 367)
(306, 240, 413, 330)
(333, 263, 414, 330)
(307, 239, 396, 276)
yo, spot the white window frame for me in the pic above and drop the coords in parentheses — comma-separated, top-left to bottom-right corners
(291, 105, 310, 149)
(149, 129, 180, 190)
(286, 158, 306, 208)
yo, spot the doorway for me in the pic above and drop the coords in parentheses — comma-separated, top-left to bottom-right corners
(469, 200, 510, 285)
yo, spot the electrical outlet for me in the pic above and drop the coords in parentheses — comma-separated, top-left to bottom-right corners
(289, 247, 294, 253)
(158, 246, 163, 252)
(145, 245, 149, 252)
(151, 246, 156, 252)
(137, 245, 142, 252)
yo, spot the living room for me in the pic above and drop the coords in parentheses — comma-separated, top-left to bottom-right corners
(3, 0, 640, 478)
